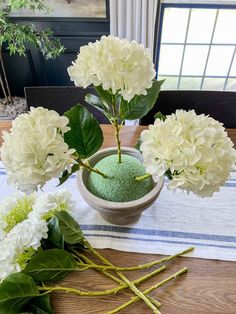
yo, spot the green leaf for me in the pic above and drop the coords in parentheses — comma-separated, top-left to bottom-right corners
(23, 249, 77, 282)
(94, 85, 113, 105)
(55, 211, 84, 245)
(0, 273, 39, 314)
(135, 138, 142, 151)
(47, 217, 64, 249)
(165, 169, 173, 180)
(22, 294, 53, 314)
(120, 80, 165, 120)
(58, 163, 80, 186)
(85, 94, 113, 120)
(154, 111, 166, 121)
(64, 105, 103, 159)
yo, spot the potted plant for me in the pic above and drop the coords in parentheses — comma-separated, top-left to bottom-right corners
(1, 36, 236, 226)
(0, 0, 64, 118)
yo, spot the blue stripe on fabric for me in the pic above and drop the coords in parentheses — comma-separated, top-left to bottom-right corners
(0, 171, 6, 175)
(80, 225, 236, 243)
(84, 233, 236, 250)
(224, 183, 236, 187)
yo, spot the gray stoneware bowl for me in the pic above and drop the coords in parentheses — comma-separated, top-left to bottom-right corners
(77, 147, 164, 225)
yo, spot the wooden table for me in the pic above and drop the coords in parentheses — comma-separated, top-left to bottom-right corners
(1, 121, 236, 314)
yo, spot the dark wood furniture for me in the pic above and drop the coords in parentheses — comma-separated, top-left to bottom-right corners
(24, 86, 109, 123)
(1, 121, 236, 313)
(141, 90, 236, 128)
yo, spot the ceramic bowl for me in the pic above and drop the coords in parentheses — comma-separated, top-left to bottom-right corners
(77, 147, 164, 225)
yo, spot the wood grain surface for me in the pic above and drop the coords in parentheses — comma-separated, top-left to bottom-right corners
(1, 121, 236, 314)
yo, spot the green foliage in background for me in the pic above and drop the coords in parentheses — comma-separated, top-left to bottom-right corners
(0, 0, 64, 104)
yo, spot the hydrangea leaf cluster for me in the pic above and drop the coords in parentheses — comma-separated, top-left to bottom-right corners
(68, 35, 164, 164)
(140, 110, 236, 197)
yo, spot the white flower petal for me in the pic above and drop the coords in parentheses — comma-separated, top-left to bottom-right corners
(1, 107, 75, 192)
(140, 110, 236, 197)
(67, 35, 156, 102)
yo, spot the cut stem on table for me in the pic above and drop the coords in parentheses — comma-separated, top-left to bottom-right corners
(107, 267, 188, 314)
(83, 239, 161, 313)
(75, 246, 194, 272)
(72, 248, 164, 307)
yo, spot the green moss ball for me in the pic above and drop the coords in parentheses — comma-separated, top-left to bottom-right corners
(88, 154, 153, 202)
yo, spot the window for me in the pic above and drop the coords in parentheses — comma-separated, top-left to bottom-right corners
(156, 3, 236, 91)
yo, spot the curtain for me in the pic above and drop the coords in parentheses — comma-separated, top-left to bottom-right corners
(109, 0, 159, 60)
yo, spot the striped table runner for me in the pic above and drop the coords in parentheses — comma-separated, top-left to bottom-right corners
(0, 162, 236, 261)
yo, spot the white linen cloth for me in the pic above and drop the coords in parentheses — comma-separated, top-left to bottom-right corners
(0, 161, 235, 261)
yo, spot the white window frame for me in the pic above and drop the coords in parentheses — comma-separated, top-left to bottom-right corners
(156, 2, 236, 90)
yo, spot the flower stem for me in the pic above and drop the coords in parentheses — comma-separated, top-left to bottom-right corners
(78, 159, 108, 178)
(111, 99, 122, 164)
(38, 266, 165, 301)
(74, 251, 122, 283)
(134, 173, 151, 181)
(75, 246, 194, 272)
(38, 284, 126, 296)
(107, 267, 188, 314)
(113, 119, 122, 163)
(73, 249, 164, 307)
(84, 240, 160, 313)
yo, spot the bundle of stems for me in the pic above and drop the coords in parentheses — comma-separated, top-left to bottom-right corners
(40, 244, 194, 313)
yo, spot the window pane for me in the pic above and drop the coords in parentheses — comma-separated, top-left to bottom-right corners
(187, 9, 216, 43)
(182, 45, 209, 75)
(158, 45, 184, 75)
(158, 76, 178, 90)
(157, 6, 236, 91)
(213, 10, 236, 44)
(202, 78, 226, 90)
(205, 46, 234, 76)
(229, 53, 236, 76)
(161, 8, 189, 43)
(179, 77, 202, 90)
(225, 78, 236, 91)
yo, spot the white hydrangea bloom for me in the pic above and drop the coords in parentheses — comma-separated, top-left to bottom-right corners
(0, 218, 48, 281)
(140, 110, 236, 197)
(29, 189, 75, 221)
(0, 192, 22, 238)
(68, 35, 156, 102)
(1, 107, 76, 192)
(0, 192, 36, 240)
(0, 189, 75, 282)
